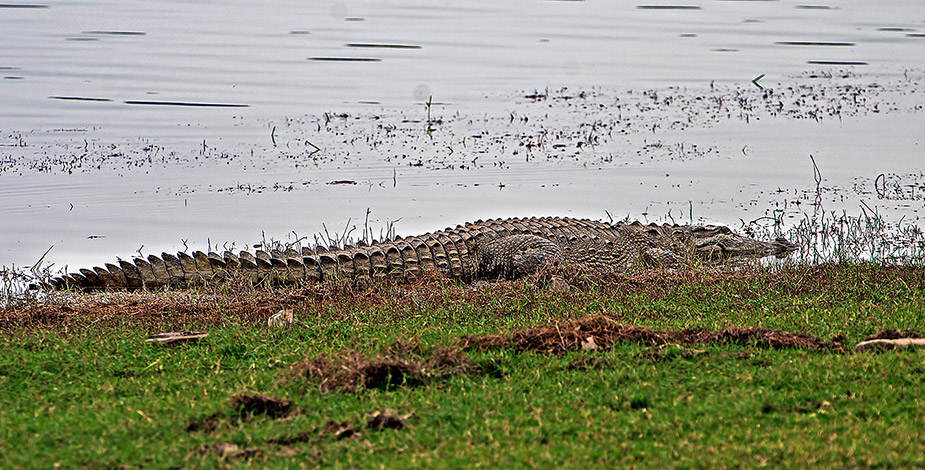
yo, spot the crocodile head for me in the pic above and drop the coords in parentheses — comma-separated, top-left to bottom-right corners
(687, 226, 799, 260)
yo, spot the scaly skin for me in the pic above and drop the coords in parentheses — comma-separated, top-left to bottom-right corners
(48, 217, 798, 290)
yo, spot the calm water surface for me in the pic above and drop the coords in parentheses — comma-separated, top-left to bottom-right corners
(1, 0, 923, 269)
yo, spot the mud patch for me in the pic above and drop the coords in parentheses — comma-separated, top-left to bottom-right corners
(459, 315, 844, 355)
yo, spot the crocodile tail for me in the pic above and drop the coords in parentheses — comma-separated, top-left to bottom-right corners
(46, 216, 611, 290)
(47, 234, 449, 289)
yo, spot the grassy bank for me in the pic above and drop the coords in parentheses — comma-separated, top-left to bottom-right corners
(1, 263, 924, 468)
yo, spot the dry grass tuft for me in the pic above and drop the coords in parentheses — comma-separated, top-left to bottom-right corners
(293, 341, 476, 393)
(3, 264, 924, 339)
(459, 315, 845, 355)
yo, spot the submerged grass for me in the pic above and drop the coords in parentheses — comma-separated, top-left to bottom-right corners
(2, 263, 925, 468)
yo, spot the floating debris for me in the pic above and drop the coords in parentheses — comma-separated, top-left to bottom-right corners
(81, 30, 146, 36)
(49, 96, 112, 102)
(310, 57, 381, 62)
(807, 60, 868, 65)
(776, 41, 855, 46)
(123, 100, 249, 107)
(637, 5, 701, 10)
(346, 43, 422, 49)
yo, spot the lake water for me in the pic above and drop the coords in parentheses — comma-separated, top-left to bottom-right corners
(1, 0, 923, 271)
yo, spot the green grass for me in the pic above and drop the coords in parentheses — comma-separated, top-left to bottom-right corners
(1, 263, 924, 468)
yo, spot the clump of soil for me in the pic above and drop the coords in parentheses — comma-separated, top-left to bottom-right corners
(294, 342, 476, 393)
(266, 420, 363, 445)
(460, 316, 665, 355)
(366, 409, 411, 430)
(297, 350, 425, 392)
(459, 315, 844, 355)
(296, 316, 843, 393)
(863, 329, 923, 341)
(659, 325, 844, 351)
(322, 421, 360, 440)
(187, 392, 295, 432)
(228, 392, 294, 419)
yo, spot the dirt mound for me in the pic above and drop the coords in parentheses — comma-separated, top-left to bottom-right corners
(322, 421, 360, 440)
(366, 409, 410, 430)
(187, 392, 295, 432)
(460, 316, 664, 354)
(297, 316, 842, 392)
(295, 343, 476, 393)
(678, 326, 840, 351)
(863, 329, 923, 341)
(459, 315, 844, 355)
(228, 392, 294, 419)
(298, 350, 425, 392)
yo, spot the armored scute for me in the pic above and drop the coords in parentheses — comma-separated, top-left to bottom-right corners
(49, 217, 798, 290)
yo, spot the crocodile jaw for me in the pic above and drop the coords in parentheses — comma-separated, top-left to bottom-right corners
(695, 234, 799, 260)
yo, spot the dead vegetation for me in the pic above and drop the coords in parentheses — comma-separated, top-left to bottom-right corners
(293, 342, 477, 393)
(291, 314, 844, 394)
(459, 315, 844, 354)
(3, 263, 923, 335)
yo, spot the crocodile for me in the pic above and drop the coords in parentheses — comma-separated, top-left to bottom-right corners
(47, 216, 798, 290)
